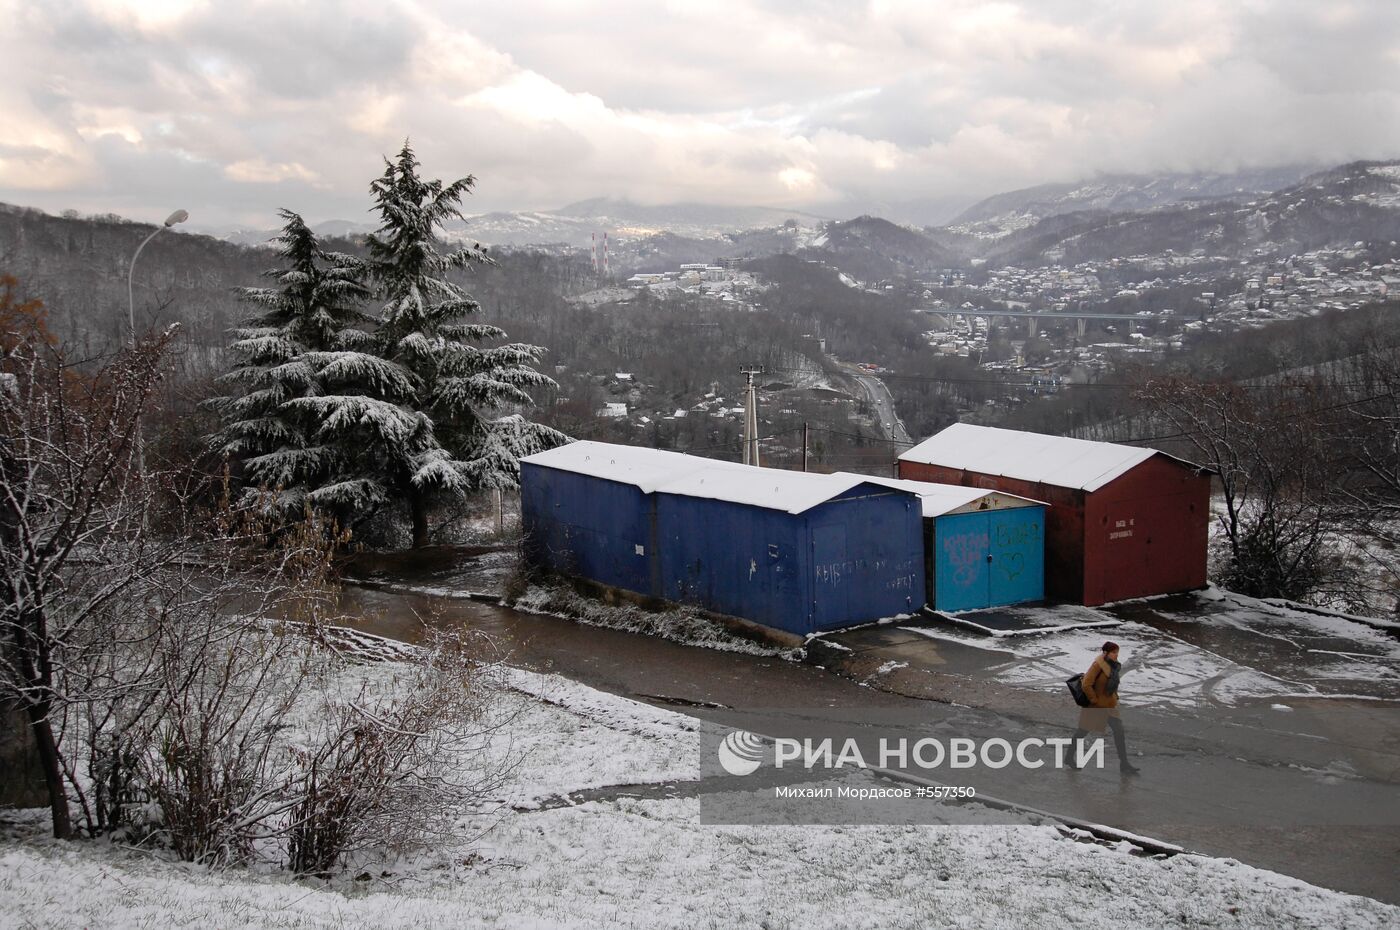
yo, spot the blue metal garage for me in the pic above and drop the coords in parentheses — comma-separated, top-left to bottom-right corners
(520, 442, 926, 635)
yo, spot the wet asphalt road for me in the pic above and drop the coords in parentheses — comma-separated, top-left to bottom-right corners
(336, 584, 1400, 905)
(839, 363, 911, 446)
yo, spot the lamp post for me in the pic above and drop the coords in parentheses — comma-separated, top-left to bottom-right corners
(127, 209, 188, 347)
(126, 208, 188, 473)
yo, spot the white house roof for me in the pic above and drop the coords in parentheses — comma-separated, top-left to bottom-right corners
(854, 475, 1045, 518)
(897, 423, 1191, 493)
(521, 441, 916, 515)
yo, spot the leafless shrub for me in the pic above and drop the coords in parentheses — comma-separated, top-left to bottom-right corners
(284, 631, 515, 877)
(135, 623, 312, 866)
(3, 281, 518, 873)
(113, 502, 353, 864)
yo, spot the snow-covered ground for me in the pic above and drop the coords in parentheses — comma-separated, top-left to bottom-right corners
(905, 587, 1400, 709)
(909, 610, 1303, 709)
(3, 652, 1398, 928)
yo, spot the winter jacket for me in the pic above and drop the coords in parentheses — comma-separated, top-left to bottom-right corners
(1081, 655, 1121, 709)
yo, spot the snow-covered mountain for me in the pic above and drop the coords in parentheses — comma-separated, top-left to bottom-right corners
(1271, 160, 1400, 211)
(210, 219, 376, 248)
(946, 166, 1319, 240)
(799, 215, 960, 279)
(453, 198, 827, 247)
(974, 159, 1400, 267)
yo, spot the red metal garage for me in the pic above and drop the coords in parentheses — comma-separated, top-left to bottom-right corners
(896, 424, 1213, 606)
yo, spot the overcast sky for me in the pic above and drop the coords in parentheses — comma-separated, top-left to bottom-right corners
(3, 0, 1399, 228)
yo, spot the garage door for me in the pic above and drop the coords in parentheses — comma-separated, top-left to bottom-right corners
(811, 523, 850, 629)
(935, 509, 1044, 611)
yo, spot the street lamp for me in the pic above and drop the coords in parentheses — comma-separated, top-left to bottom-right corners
(126, 208, 188, 474)
(127, 209, 189, 347)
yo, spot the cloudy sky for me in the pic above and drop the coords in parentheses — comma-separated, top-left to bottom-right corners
(3, 0, 1399, 228)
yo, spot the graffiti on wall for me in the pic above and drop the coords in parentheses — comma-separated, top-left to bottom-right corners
(994, 520, 1038, 582)
(813, 557, 915, 587)
(996, 520, 1040, 548)
(942, 531, 988, 587)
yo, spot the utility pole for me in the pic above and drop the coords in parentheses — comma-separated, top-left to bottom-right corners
(802, 421, 810, 472)
(740, 366, 764, 466)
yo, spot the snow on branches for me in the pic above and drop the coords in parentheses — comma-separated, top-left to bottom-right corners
(210, 146, 568, 544)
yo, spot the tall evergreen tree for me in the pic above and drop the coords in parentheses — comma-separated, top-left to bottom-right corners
(363, 142, 565, 546)
(211, 210, 415, 519)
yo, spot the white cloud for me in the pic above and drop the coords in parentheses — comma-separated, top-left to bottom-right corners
(224, 158, 320, 184)
(0, 0, 1397, 225)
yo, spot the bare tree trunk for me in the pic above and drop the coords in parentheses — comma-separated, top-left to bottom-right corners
(12, 606, 72, 838)
(410, 493, 429, 549)
(23, 700, 71, 839)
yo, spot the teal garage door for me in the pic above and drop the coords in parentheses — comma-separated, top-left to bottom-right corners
(934, 508, 1044, 611)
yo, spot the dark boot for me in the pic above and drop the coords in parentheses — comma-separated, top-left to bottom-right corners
(1109, 718, 1140, 774)
(1063, 730, 1087, 770)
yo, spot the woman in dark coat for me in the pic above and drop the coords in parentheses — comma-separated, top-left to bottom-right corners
(1070, 641, 1140, 774)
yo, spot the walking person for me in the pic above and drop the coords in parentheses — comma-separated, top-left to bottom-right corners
(1068, 641, 1140, 775)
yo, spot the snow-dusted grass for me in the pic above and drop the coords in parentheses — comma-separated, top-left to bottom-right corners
(509, 581, 799, 658)
(3, 656, 1398, 929)
(6, 798, 1398, 930)
(498, 667, 700, 806)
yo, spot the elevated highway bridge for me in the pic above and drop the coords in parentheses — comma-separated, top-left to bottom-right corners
(923, 306, 1167, 338)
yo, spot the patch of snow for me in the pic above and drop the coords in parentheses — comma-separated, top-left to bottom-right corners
(911, 618, 1308, 709)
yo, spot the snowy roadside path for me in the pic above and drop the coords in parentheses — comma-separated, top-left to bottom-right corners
(3, 658, 1398, 929)
(898, 592, 1400, 710)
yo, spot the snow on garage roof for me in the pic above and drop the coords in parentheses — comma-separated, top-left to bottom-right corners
(521, 441, 698, 494)
(657, 466, 881, 515)
(897, 423, 1194, 493)
(855, 475, 1045, 518)
(521, 441, 916, 515)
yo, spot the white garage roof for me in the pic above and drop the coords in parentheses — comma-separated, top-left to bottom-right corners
(897, 423, 1192, 493)
(856, 475, 1045, 518)
(521, 441, 696, 494)
(522, 441, 917, 515)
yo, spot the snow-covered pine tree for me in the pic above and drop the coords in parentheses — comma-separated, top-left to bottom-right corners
(211, 210, 417, 521)
(364, 142, 567, 546)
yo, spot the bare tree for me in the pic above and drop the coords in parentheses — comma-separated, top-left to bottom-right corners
(0, 290, 175, 837)
(0, 294, 320, 844)
(1332, 341, 1400, 611)
(1135, 375, 1346, 601)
